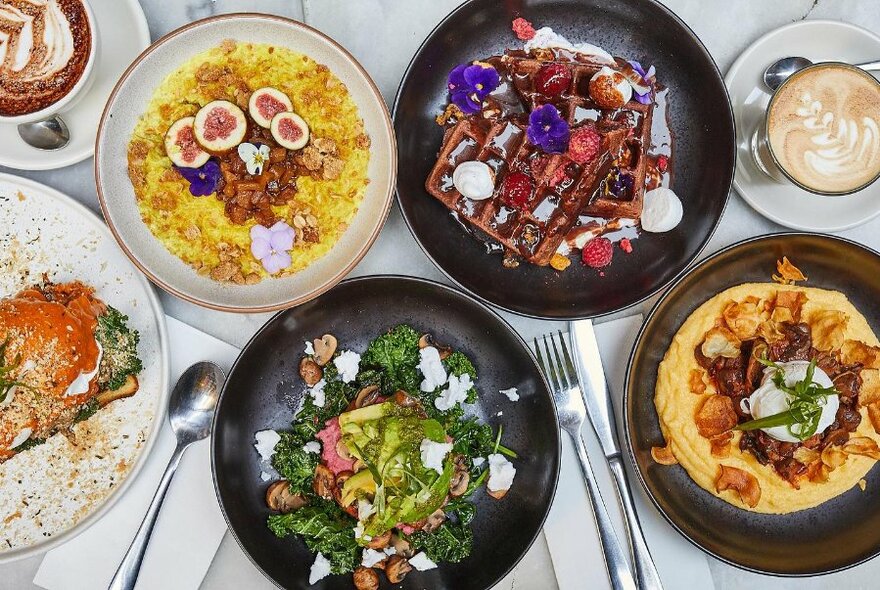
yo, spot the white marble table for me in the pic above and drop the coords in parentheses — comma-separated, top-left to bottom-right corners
(3, 0, 880, 589)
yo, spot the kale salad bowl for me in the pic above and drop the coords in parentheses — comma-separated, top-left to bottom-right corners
(211, 276, 560, 589)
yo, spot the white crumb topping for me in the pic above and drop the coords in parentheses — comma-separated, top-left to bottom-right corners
(334, 350, 361, 383)
(418, 346, 447, 392)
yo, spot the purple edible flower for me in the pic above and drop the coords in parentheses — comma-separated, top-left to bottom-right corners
(527, 104, 570, 153)
(175, 159, 221, 196)
(628, 60, 656, 105)
(447, 63, 500, 114)
(250, 221, 295, 275)
(605, 167, 634, 199)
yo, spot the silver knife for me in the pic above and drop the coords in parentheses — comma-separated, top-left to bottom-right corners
(571, 319, 664, 590)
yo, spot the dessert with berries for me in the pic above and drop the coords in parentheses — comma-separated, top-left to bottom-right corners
(425, 18, 680, 271)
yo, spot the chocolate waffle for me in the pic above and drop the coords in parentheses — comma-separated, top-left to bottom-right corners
(425, 50, 655, 266)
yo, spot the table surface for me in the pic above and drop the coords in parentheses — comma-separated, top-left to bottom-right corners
(3, 1, 880, 589)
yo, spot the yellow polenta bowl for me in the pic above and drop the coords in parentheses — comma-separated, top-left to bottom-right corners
(96, 14, 395, 312)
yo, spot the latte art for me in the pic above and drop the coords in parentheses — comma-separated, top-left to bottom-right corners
(768, 64, 880, 194)
(0, 0, 91, 117)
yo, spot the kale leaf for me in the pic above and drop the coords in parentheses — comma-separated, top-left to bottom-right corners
(406, 521, 474, 563)
(268, 501, 360, 574)
(271, 432, 319, 496)
(445, 498, 476, 525)
(74, 398, 100, 423)
(360, 325, 421, 394)
(95, 306, 142, 391)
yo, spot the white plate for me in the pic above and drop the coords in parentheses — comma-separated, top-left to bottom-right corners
(726, 20, 880, 232)
(0, 0, 150, 170)
(0, 173, 169, 563)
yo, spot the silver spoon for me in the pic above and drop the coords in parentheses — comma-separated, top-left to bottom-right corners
(17, 115, 71, 150)
(108, 361, 226, 590)
(763, 56, 880, 91)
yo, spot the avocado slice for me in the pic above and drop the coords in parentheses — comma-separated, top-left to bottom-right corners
(341, 469, 376, 507)
(339, 402, 392, 427)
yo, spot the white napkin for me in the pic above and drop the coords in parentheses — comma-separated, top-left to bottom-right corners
(34, 316, 239, 590)
(544, 315, 715, 590)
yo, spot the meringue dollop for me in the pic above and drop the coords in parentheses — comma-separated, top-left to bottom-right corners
(641, 187, 683, 233)
(453, 161, 495, 200)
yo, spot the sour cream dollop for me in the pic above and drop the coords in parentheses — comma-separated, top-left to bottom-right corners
(453, 161, 495, 200)
(64, 342, 103, 397)
(641, 187, 683, 233)
(742, 361, 839, 443)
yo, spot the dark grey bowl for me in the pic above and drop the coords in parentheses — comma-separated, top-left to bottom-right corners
(212, 275, 560, 590)
(625, 233, 880, 575)
(393, 0, 734, 320)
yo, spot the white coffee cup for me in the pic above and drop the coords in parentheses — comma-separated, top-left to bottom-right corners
(0, 0, 99, 125)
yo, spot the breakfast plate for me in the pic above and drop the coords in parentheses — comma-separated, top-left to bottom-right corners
(394, 0, 733, 320)
(0, 0, 150, 170)
(96, 13, 396, 313)
(212, 275, 560, 589)
(0, 173, 169, 563)
(727, 20, 880, 232)
(626, 233, 880, 575)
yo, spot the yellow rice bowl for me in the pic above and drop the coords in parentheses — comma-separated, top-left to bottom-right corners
(127, 41, 370, 282)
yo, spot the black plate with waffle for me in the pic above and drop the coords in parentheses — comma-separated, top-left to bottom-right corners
(394, 0, 734, 319)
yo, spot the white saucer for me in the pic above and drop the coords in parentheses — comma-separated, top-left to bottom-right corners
(0, 0, 150, 170)
(726, 20, 880, 232)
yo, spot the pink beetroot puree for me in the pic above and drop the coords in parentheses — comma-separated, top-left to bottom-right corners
(316, 417, 355, 475)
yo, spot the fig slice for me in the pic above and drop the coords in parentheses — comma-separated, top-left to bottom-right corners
(193, 100, 248, 153)
(270, 112, 310, 150)
(164, 117, 209, 168)
(248, 87, 293, 128)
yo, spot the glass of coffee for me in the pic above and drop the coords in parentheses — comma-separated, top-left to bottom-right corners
(751, 62, 880, 196)
(0, 0, 98, 125)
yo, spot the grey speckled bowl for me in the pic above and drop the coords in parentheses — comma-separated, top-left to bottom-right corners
(626, 233, 880, 575)
(96, 13, 396, 313)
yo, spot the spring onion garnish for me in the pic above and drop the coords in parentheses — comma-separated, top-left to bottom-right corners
(0, 338, 29, 405)
(735, 357, 838, 441)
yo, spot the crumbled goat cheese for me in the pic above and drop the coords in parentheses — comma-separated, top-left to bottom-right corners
(254, 430, 281, 462)
(488, 453, 516, 493)
(304, 340, 315, 355)
(362, 548, 387, 568)
(473, 456, 486, 468)
(500, 387, 520, 401)
(358, 499, 376, 521)
(409, 552, 438, 571)
(334, 350, 361, 383)
(384, 547, 397, 556)
(418, 346, 447, 392)
(353, 521, 371, 541)
(420, 438, 453, 474)
(303, 441, 321, 454)
(434, 373, 473, 411)
(260, 471, 271, 482)
(309, 552, 332, 584)
(309, 379, 326, 408)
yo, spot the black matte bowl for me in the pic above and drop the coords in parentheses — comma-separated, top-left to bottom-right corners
(212, 276, 560, 590)
(625, 233, 880, 575)
(393, 0, 734, 320)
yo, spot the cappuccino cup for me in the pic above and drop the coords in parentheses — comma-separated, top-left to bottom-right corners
(751, 62, 880, 196)
(0, 0, 98, 125)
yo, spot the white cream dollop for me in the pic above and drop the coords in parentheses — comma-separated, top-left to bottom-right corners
(641, 187, 683, 233)
(742, 361, 839, 443)
(64, 341, 102, 397)
(452, 161, 495, 200)
(524, 27, 615, 64)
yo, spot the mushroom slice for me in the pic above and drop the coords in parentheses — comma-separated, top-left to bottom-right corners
(265, 480, 307, 513)
(366, 530, 392, 550)
(390, 533, 413, 558)
(299, 357, 323, 386)
(353, 567, 380, 590)
(313, 464, 335, 500)
(392, 390, 427, 417)
(96, 375, 140, 407)
(312, 334, 337, 366)
(417, 333, 452, 359)
(449, 454, 470, 497)
(420, 508, 446, 534)
(384, 555, 413, 583)
(347, 385, 380, 411)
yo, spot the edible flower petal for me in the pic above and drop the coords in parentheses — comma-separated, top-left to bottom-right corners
(447, 63, 500, 114)
(238, 142, 271, 175)
(527, 104, 570, 153)
(250, 221, 295, 274)
(627, 60, 656, 105)
(175, 159, 221, 196)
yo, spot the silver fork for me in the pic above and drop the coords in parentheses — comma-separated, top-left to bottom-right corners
(535, 332, 637, 590)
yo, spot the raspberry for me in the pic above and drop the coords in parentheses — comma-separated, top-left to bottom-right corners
(619, 237, 633, 253)
(512, 17, 536, 41)
(568, 126, 602, 165)
(656, 155, 669, 173)
(534, 63, 572, 97)
(500, 172, 533, 209)
(581, 237, 613, 268)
